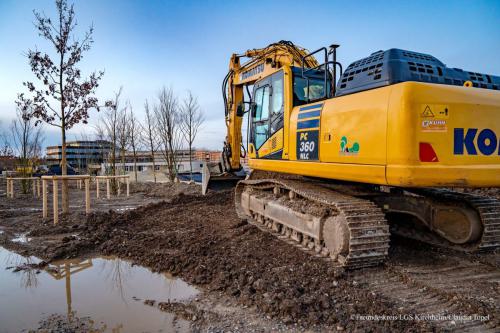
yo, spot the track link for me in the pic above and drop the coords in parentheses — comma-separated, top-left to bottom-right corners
(235, 178, 390, 269)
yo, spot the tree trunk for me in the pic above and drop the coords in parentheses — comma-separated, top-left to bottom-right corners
(61, 121, 69, 213)
(151, 148, 156, 183)
(121, 148, 125, 175)
(189, 145, 193, 180)
(60, 48, 68, 213)
(133, 153, 137, 182)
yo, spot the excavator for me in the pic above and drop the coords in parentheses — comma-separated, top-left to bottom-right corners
(203, 41, 500, 269)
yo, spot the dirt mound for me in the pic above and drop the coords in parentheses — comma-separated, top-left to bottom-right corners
(129, 181, 201, 198)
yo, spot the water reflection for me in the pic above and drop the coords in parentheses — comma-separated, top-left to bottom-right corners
(0, 247, 198, 332)
(46, 259, 94, 323)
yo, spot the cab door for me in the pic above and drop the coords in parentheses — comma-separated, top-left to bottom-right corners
(249, 81, 271, 157)
(249, 71, 284, 159)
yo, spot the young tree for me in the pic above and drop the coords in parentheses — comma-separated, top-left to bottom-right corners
(93, 123, 109, 175)
(98, 87, 122, 184)
(179, 91, 204, 179)
(127, 103, 141, 182)
(16, 0, 104, 212)
(0, 122, 14, 157)
(154, 87, 181, 182)
(116, 106, 129, 175)
(11, 108, 44, 193)
(142, 100, 158, 183)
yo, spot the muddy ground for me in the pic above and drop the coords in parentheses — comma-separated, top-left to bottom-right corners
(0, 178, 499, 332)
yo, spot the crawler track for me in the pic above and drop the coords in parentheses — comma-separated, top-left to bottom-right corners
(235, 178, 390, 269)
(394, 188, 500, 252)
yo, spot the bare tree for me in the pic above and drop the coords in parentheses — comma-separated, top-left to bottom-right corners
(99, 87, 122, 187)
(142, 100, 158, 183)
(116, 107, 129, 175)
(0, 122, 14, 157)
(93, 123, 106, 174)
(11, 108, 44, 193)
(127, 103, 141, 182)
(179, 91, 204, 179)
(154, 87, 181, 182)
(16, 0, 104, 212)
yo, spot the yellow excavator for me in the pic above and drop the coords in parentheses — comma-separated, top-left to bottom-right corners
(203, 41, 500, 269)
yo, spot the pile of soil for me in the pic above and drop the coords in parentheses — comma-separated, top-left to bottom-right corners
(129, 181, 201, 198)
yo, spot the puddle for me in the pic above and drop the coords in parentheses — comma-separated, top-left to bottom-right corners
(0, 246, 198, 332)
(115, 206, 136, 212)
(3, 207, 42, 212)
(11, 233, 32, 243)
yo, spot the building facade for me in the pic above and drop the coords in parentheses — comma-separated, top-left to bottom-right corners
(101, 150, 222, 182)
(194, 150, 222, 163)
(45, 140, 112, 172)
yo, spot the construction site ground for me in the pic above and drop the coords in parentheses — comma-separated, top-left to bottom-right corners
(0, 178, 499, 332)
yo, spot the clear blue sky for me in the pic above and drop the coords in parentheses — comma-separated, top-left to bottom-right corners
(0, 0, 499, 150)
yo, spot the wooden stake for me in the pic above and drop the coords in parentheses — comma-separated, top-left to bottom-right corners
(106, 178, 110, 199)
(42, 179, 48, 218)
(37, 179, 41, 198)
(85, 178, 90, 214)
(96, 178, 100, 198)
(61, 179, 68, 214)
(32, 179, 36, 197)
(126, 177, 130, 197)
(117, 179, 121, 196)
(53, 179, 58, 225)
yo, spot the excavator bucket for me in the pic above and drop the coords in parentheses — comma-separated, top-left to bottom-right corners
(201, 163, 245, 195)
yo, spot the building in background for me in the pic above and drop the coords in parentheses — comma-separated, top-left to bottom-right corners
(102, 149, 222, 182)
(194, 150, 222, 163)
(46, 140, 112, 173)
(0, 156, 17, 174)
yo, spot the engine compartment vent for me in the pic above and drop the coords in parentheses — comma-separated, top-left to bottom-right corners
(336, 48, 500, 97)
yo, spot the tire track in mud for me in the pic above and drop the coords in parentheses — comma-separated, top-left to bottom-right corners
(354, 251, 500, 332)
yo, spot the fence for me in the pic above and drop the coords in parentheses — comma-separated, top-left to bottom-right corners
(41, 175, 91, 225)
(6, 177, 41, 198)
(95, 175, 130, 199)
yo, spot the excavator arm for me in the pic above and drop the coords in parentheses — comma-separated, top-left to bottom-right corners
(221, 41, 318, 171)
(202, 41, 322, 194)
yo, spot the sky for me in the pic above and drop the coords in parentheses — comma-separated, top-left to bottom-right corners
(0, 0, 499, 152)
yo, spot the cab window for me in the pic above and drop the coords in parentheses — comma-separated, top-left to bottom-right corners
(272, 75, 283, 114)
(254, 86, 270, 121)
(292, 67, 329, 106)
(253, 85, 270, 149)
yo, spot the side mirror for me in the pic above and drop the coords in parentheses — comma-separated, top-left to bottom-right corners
(251, 103, 257, 118)
(236, 102, 245, 117)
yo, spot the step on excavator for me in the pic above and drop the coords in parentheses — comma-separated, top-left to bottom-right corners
(202, 41, 500, 269)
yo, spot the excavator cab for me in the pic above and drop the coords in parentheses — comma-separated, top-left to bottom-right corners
(202, 43, 341, 194)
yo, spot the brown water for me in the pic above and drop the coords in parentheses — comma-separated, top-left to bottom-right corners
(0, 246, 199, 332)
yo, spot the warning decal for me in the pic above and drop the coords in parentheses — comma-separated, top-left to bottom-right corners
(421, 105, 434, 117)
(421, 104, 449, 119)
